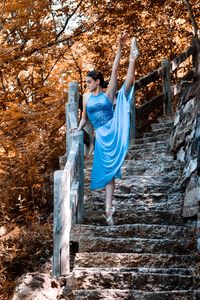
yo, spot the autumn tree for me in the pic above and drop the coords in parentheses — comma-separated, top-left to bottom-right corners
(0, 0, 110, 219)
(0, 1, 111, 296)
(0, 0, 199, 298)
(70, 0, 199, 104)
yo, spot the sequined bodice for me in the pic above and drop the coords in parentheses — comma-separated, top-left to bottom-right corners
(86, 92, 113, 129)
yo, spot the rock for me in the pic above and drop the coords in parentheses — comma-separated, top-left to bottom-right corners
(183, 98, 194, 113)
(177, 147, 185, 162)
(184, 158, 197, 178)
(182, 174, 200, 217)
(174, 112, 180, 126)
(170, 81, 200, 220)
(0, 226, 7, 237)
(12, 273, 60, 300)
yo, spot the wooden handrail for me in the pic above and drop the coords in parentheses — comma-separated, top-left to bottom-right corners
(171, 45, 194, 72)
(136, 94, 164, 119)
(135, 69, 160, 92)
(131, 37, 200, 138)
(53, 82, 84, 278)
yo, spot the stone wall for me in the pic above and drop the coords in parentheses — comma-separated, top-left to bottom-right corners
(169, 79, 200, 248)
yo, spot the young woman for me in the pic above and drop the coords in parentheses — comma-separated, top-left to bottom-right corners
(74, 32, 139, 225)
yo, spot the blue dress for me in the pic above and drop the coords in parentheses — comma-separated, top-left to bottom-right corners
(86, 83, 134, 190)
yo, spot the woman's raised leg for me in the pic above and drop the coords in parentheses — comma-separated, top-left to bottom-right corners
(124, 37, 139, 93)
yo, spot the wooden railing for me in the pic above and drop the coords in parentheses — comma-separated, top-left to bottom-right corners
(52, 37, 199, 278)
(53, 82, 84, 278)
(131, 37, 200, 138)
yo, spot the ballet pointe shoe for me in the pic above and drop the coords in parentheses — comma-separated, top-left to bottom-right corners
(106, 206, 115, 226)
(130, 37, 140, 60)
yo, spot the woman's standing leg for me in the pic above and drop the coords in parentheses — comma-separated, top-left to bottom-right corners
(105, 178, 115, 225)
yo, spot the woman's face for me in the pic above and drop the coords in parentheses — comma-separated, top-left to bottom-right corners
(86, 76, 99, 92)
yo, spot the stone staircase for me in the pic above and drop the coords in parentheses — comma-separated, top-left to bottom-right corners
(67, 116, 200, 299)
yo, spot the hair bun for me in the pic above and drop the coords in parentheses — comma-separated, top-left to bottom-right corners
(102, 80, 109, 89)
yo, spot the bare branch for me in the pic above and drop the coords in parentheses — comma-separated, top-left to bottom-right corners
(0, 15, 101, 64)
(56, 0, 84, 40)
(42, 50, 67, 83)
(0, 0, 112, 65)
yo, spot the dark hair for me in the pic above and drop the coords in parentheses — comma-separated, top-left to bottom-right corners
(87, 70, 108, 88)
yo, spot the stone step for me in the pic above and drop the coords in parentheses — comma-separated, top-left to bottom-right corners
(85, 194, 182, 212)
(158, 115, 174, 123)
(123, 158, 182, 174)
(115, 176, 181, 194)
(71, 224, 196, 241)
(85, 198, 169, 212)
(81, 266, 197, 275)
(84, 178, 181, 193)
(129, 140, 169, 150)
(88, 188, 177, 202)
(125, 155, 177, 164)
(76, 236, 196, 254)
(74, 252, 200, 269)
(144, 127, 172, 138)
(118, 175, 179, 186)
(85, 177, 182, 198)
(133, 133, 171, 145)
(83, 209, 184, 226)
(126, 149, 172, 160)
(71, 268, 200, 290)
(84, 185, 173, 199)
(122, 164, 180, 177)
(85, 188, 185, 212)
(128, 147, 172, 159)
(151, 121, 174, 130)
(70, 289, 200, 300)
(123, 157, 182, 175)
(73, 266, 197, 276)
(84, 181, 183, 205)
(115, 178, 179, 193)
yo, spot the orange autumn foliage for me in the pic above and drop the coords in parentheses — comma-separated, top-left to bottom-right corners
(0, 0, 199, 298)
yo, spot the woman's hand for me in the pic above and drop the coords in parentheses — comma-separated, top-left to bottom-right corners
(69, 127, 79, 133)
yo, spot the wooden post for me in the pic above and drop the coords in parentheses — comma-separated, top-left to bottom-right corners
(70, 182, 79, 225)
(192, 37, 200, 81)
(52, 80, 86, 278)
(53, 169, 71, 277)
(196, 116, 200, 176)
(161, 59, 173, 115)
(197, 140, 200, 176)
(69, 131, 84, 223)
(66, 81, 79, 155)
(59, 155, 67, 170)
(130, 90, 136, 140)
(197, 213, 200, 251)
(76, 130, 84, 223)
(68, 81, 79, 103)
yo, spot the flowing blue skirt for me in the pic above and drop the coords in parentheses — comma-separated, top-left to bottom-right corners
(90, 83, 134, 190)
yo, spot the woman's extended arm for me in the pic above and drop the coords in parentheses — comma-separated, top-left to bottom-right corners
(70, 93, 89, 132)
(106, 31, 128, 102)
(77, 93, 89, 131)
